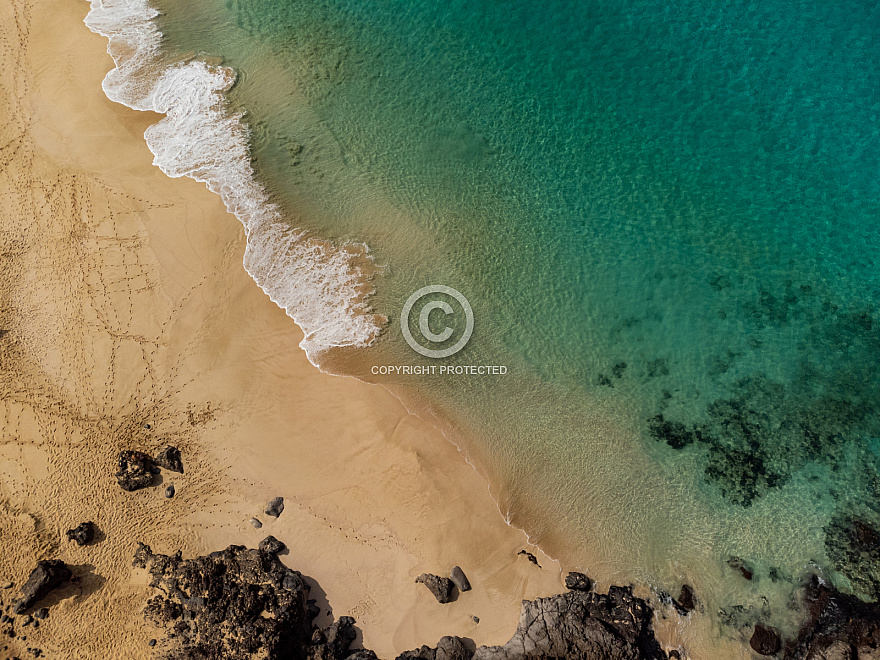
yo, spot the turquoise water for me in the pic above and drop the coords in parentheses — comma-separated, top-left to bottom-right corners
(149, 0, 880, 651)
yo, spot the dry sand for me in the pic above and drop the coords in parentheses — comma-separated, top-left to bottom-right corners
(0, 0, 570, 657)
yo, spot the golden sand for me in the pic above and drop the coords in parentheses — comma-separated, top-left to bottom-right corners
(0, 0, 569, 657)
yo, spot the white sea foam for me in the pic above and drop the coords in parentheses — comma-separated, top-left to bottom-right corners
(84, 0, 384, 361)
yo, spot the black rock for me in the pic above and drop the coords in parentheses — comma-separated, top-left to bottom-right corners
(11, 561, 71, 614)
(472, 616, 480, 624)
(517, 550, 541, 567)
(347, 652, 379, 660)
(416, 574, 455, 604)
(154, 446, 184, 473)
(750, 623, 781, 656)
(165, 484, 175, 498)
(673, 584, 695, 614)
(115, 450, 155, 492)
(265, 497, 284, 518)
(148, 639, 156, 647)
(450, 566, 471, 592)
(564, 572, 592, 592)
(65, 522, 95, 546)
(258, 536, 286, 555)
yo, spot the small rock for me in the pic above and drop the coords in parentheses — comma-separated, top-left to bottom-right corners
(21, 616, 31, 627)
(564, 572, 592, 592)
(249, 518, 262, 529)
(265, 497, 284, 518)
(11, 560, 71, 614)
(143, 423, 151, 430)
(258, 536, 286, 555)
(450, 566, 471, 592)
(165, 484, 175, 499)
(148, 639, 156, 647)
(115, 450, 155, 492)
(415, 574, 455, 604)
(33, 609, 48, 620)
(750, 623, 781, 656)
(154, 446, 184, 473)
(472, 615, 480, 624)
(31, 620, 38, 629)
(518, 550, 541, 567)
(65, 522, 95, 546)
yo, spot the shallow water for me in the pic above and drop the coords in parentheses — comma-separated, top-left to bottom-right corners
(99, 0, 880, 652)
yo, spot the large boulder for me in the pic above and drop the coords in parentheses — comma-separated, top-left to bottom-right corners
(564, 572, 592, 592)
(11, 560, 71, 614)
(416, 574, 455, 604)
(450, 566, 471, 592)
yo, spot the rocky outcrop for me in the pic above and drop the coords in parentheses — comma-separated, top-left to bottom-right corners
(784, 576, 880, 660)
(133, 543, 374, 660)
(415, 574, 455, 604)
(65, 521, 95, 546)
(135, 543, 670, 660)
(450, 567, 471, 593)
(11, 560, 72, 614)
(469, 586, 666, 660)
(672, 585, 695, 615)
(154, 446, 184, 473)
(116, 450, 156, 491)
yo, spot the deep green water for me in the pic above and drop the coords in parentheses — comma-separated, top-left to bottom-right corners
(152, 0, 880, 649)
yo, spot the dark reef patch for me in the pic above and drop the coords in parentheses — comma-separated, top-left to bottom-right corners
(645, 284, 880, 508)
(825, 514, 880, 602)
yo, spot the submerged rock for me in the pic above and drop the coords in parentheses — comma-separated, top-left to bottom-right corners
(265, 497, 284, 518)
(450, 566, 471, 592)
(673, 584, 695, 614)
(65, 522, 95, 546)
(750, 623, 781, 656)
(154, 446, 184, 473)
(727, 556, 754, 581)
(11, 560, 71, 614)
(416, 574, 455, 604)
(115, 450, 155, 492)
(564, 572, 592, 592)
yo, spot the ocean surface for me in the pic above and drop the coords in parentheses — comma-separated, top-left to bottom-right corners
(87, 0, 880, 654)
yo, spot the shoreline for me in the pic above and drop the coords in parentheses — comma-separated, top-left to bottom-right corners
(0, 0, 577, 657)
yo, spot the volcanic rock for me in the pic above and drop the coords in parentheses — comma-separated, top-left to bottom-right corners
(750, 623, 781, 655)
(397, 636, 471, 660)
(154, 446, 184, 473)
(115, 450, 155, 491)
(673, 584, 695, 614)
(470, 586, 666, 660)
(416, 574, 455, 604)
(564, 572, 592, 592)
(518, 550, 540, 567)
(11, 561, 71, 614)
(450, 566, 471, 592)
(265, 497, 284, 518)
(65, 522, 95, 546)
(258, 536, 286, 555)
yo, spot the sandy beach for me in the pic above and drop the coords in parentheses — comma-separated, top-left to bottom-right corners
(0, 0, 569, 657)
